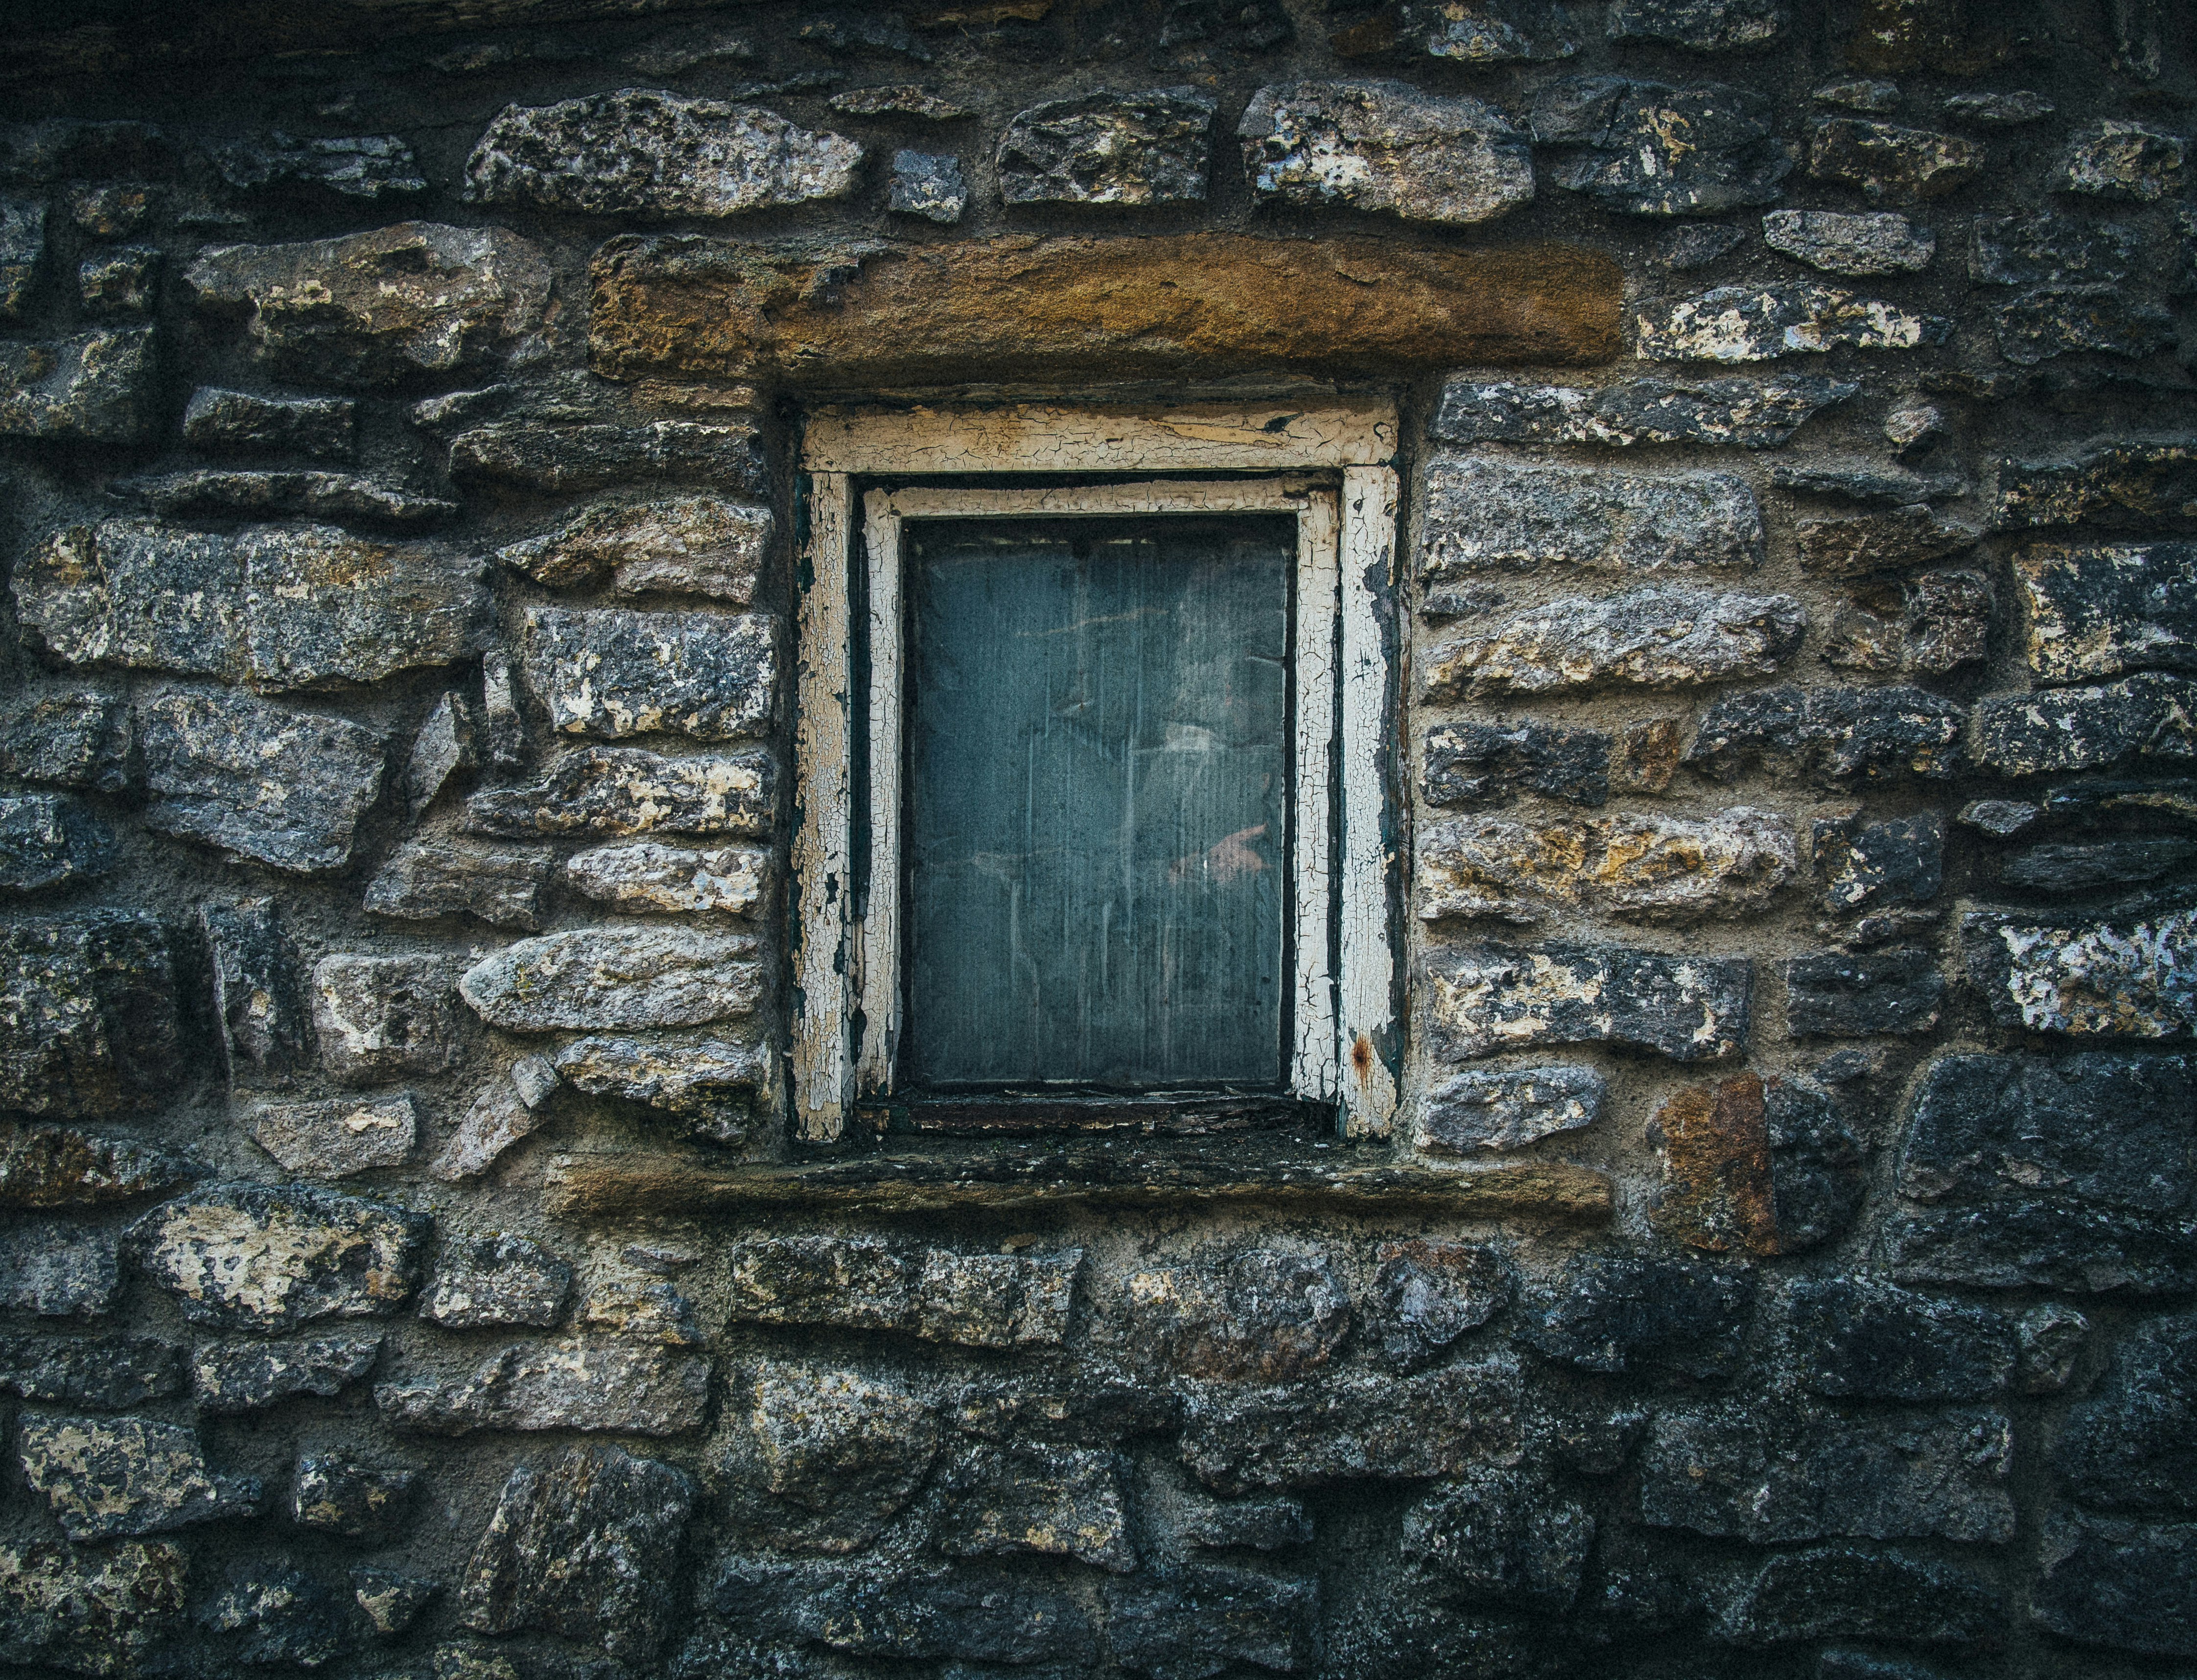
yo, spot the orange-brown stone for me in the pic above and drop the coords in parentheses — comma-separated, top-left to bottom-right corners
(1647, 1073, 1779, 1257)
(588, 233, 1623, 390)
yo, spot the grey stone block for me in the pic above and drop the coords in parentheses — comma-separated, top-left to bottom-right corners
(467, 746, 774, 838)
(185, 222, 554, 388)
(1425, 586, 1805, 696)
(140, 690, 385, 873)
(1417, 1065, 1605, 1153)
(191, 1332, 382, 1412)
(313, 954, 465, 1082)
(17, 1414, 261, 1541)
(522, 606, 774, 740)
(1423, 939, 1751, 1062)
(0, 911, 181, 1118)
(1239, 80, 1533, 226)
(1636, 283, 1949, 363)
(1534, 77, 1791, 215)
(1430, 373, 1856, 448)
(999, 88, 1215, 206)
(131, 1183, 430, 1331)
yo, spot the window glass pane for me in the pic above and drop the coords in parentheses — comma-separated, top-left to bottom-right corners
(901, 514, 1292, 1089)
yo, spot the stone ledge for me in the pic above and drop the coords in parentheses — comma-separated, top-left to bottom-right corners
(543, 1145, 1613, 1222)
(588, 233, 1623, 389)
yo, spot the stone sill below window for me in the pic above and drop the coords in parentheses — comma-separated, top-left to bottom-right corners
(541, 1140, 1613, 1224)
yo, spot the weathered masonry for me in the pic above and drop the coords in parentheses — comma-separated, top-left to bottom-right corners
(0, 3, 2194, 1679)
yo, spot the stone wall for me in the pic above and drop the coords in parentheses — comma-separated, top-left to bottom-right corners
(1, 1, 2194, 1676)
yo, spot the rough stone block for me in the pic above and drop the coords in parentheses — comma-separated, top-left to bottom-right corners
(1176, 1494, 1312, 1552)
(1415, 809, 1796, 924)
(313, 954, 464, 1082)
(140, 690, 384, 873)
(1807, 117, 1985, 198)
(466, 89, 858, 215)
(564, 840, 766, 916)
(1762, 209, 1934, 276)
(196, 1564, 348, 1667)
(201, 898, 309, 1088)
(1417, 1065, 1604, 1154)
(0, 910, 181, 1118)
(2016, 541, 2197, 684)
(293, 1454, 416, 1540)
(0, 1541, 188, 1676)
(130, 1183, 430, 1331)
(2002, 838, 2197, 892)
(1785, 948, 1944, 1036)
(0, 795, 115, 892)
(402, 691, 474, 820)
(2053, 118, 2187, 202)
(429, 1070, 550, 1182)
(554, 1032, 766, 1144)
(1104, 1565, 1317, 1677)
(1816, 812, 1943, 913)
(1366, 1239, 1510, 1371)
(1519, 1252, 1753, 1378)
(1421, 720, 1610, 809)
(1971, 210, 2141, 289)
(720, 1360, 940, 1550)
(1885, 1201, 2197, 1294)
(1429, 373, 1855, 448)
(1638, 1403, 2013, 1542)
(1994, 285, 2177, 365)
(1972, 674, 2197, 774)
(459, 925, 759, 1033)
(250, 1095, 416, 1177)
(1239, 80, 1532, 225)
(0, 1121, 198, 1211)
(1714, 1546, 2002, 1645)
(725, 1236, 1080, 1348)
(1686, 683, 1967, 780)
(1424, 586, 1805, 696)
(457, 1444, 694, 1662)
(467, 746, 774, 838)
(1422, 939, 1751, 1062)
(1994, 442, 2197, 533)
(17, 519, 484, 691)
(1608, 0, 1786, 50)
(0, 691, 133, 793)
(937, 1445, 1136, 1570)
(522, 607, 774, 740)
(211, 130, 424, 198)
(185, 222, 555, 387)
(999, 87, 1215, 205)
(1647, 1072, 1777, 1256)
(17, 1414, 261, 1541)
(120, 467, 457, 526)
(1792, 504, 1975, 576)
(448, 416, 766, 493)
(0, 195, 43, 318)
(181, 387, 356, 459)
(1126, 1250, 1349, 1384)
(0, 1221, 120, 1315)
(0, 326, 157, 443)
(1897, 1050, 2193, 1210)
(420, 1234, 572, 1329)
(0, 1333, 182, 1408)
(1962, 905, 2197, 1039)
(364, 837, 553, 931)
(1403, 1466, 1592, 1612)
(1179, 1353, 1524, 1494)
(1767, 1075, 1868, 1253)
(889, 149, 966, 222)
(2053, 1309, 2197, 1512)
(191, 1333, 381, 1412)
(1635, 284, 1948, 363)
(376, 1338, 710, 1436)
(2017, 1302, 2090, 1393)
(1533, 77, 1792, 215)
(2032, 1510, 2197, 1657)
(348, 1568, 436, 1637)
(692, 1555, 1091, 1666)
(1420, 458, 1761, 594)
(1783, 1277, 2012, 1400)
(497, 493, 769, 601)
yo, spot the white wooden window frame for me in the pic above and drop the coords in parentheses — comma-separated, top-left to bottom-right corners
(794, 402, 1400, 1143)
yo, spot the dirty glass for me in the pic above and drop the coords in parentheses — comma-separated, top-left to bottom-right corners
(901, 515, 1292, 1089)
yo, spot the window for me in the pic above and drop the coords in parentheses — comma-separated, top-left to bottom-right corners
(794, 404, 1399, 1144)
